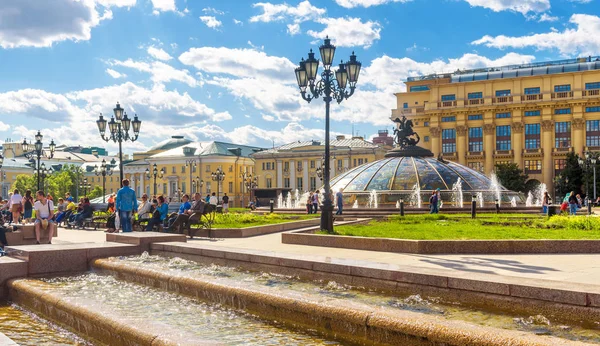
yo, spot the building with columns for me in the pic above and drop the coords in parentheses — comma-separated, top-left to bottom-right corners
(251, 135, 386, 200)
(394, 56, 600, 193)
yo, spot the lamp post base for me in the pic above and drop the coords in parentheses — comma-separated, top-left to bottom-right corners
(320, 202, 334, 233)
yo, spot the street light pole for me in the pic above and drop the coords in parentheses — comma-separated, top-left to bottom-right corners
(23, 131, 56, 191)
(294, 37, 361, 232)
(79, 178, 90, 197)
(145, 163, 164, 196)
(39, 163, 52, 192)
(95, 159, 113, 203)
(211, 168, 225, 204)
(185, 159, 197, 194)
(96, 102, 142, 188)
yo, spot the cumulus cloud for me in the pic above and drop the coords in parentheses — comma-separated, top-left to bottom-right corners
(0, 0, 133, 49)
(202, 7, 224, 15)
(472, 14, 600, 56)
(307, 17, 382, 48)
(538, 13, 559, 22)
(334, 0, 410, 8)
(200, 16, 223, 29)
(287, 23, 301, 35)
(106, 68, 127, 79)
(250, 0, 326, 23)
(463, 0, 550, 15)
(150, 0, 177, 14)
(110, 59, 200, 87)
(0, 121, 9, 132)
(147, 46, 173, 61)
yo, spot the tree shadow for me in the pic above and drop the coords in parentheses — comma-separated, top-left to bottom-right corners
(414, 255, 560, 275)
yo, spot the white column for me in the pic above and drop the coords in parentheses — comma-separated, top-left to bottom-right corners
(140, 172, 145, 196)
(330, 158, 336, 178)
(276, 160, 283, 188)
(130, 173, 136, 195)
(290, 161, 296, 189)
(303, 160, 309, 190)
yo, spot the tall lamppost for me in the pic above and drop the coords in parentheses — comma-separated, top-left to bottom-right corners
(39, 163, 53, 193)
(23, 131, 56, 191)
(96, 102, 141, 188)
(241, 172, 259, 208)
(79, 178, 91, 197)
(192, 178, 204, 195)
(211, 168, 225, 204)
(145, 163, 164, 196)
(95, 159, 114, 203)
(294, 37, 361, 232)
(185, 159, 198, 194)
(579, 151, 599, 202)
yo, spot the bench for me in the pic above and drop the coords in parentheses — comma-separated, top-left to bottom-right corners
(186, 205, 216, 239)
(5, 224, 58, 246)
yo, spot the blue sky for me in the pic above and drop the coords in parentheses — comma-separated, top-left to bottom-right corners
(0, 0, 598, 154)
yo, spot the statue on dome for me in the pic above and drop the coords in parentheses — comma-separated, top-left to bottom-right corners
(393, 116, 420, 149)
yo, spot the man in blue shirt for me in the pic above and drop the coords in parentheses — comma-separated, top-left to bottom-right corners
(335, 188, 344, 215)
(166, 194, 191, 232)
(116, 179, 138, 233)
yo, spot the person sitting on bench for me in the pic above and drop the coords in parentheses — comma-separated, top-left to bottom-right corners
(70, 198, 93, 228)
(166, 194, 191, 231)
(33, 190, 55, 244)
(168, 193, 205, 234)
(145, 196, 168, 232)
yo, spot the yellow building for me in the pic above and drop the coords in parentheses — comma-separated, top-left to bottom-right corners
(394, 56, 600, 193)
(252, 135, 387, 200)
(123, 139, 263, 207)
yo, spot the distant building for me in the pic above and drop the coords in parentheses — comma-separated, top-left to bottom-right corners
(372, 130, 394, 148)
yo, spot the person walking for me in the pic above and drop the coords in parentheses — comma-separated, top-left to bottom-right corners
(542, 192, 550, 214)
(312, 190, 320, 214)
(429, 191, 439, 214)
(222, 193, 229, 213)
(116, 179, 138, 233)
(335, 188, 344, 215)
(568, 191, 578, 216)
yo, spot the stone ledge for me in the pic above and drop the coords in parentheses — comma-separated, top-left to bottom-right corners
(282, 231, 600, 254)
(106, 232, 186, 251)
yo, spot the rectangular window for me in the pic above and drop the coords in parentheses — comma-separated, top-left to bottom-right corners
(525, 124, 541, 149)
(555, 108, 571, 115)
(409, 85, 429, 92)
(554, 84, 571, 92)
(262, 162, 265, 170)
(468, 92, 482, 99)
(206, 182, 211, 194)
(585, 82, 600, 90)
(496, 125, 511, 150)
(496, 112, 511, 119)
(181, 166, 185, 173)
(424, 136, 430, 142)
(192, 165, 196, 173)
(442, 129, 456, 153)
(310, 177, 317, 191)
(586, 107, 600, 113)
(358, 158, 364, 165)
(297, 177, 303, 191)
(337, 160, 343, 169)
(403, 102, 408, 109)
(468, 114, 483, 120)
(524, 87, 540, 95)
(468, 127, 483, 152)
(524, 160, 542, 174)
(284, 178, 290, 188)
(424, 121, 429, 126)
(206, 165, 211, 172)
(524, 110, 540, 117)
(163, 183, 167, 194)
(284, 162, 289, 171)
(555, 122, 571, 148)
(228, 165, 233, 173)
(441, 94, 456, 101)
(266, 178, 272, 188)
(555, 159, 567, 174)
(182, 182, 187, 193)
(172, 167, 176, 174)
(586, 120, 600, 147)
(310, 160, 315, 169)
(228, 182, 233, 193)
(495, 90, 511, 97)
(441, 116, 456, 122)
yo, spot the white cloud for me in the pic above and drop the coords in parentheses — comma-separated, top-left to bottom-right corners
(538, 13, 558, 22)
(0, 0, 132, 49)
(147, 46, 173, 61)
(111, 59, 200, 87)
(462, 0, 550, 15)
(199, 16, 223, 29)
(106, 68, 127, 79)
(202, 7, 224, 15)
(179, 47, 296, 80)
(151, 0, 178, 15)
(334, 0, 410, 8)
(0, 121, 9, 132)
(233, 19, 243, 25)
(287, 23, 301, 35)
(472, 14, 600, 56)
(568, 0, 592, 3)
(307, 17, 381, 48)
(250, 0, 326, 23)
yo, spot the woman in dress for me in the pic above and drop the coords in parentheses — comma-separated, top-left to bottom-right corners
(10, 189, 23, 224)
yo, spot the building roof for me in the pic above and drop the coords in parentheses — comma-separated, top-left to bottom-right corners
(147, 136, 193, 152)
(256, 137, 379, 155)
(406, 56, 600, 83)
(149, 141, 264, 159)
(2, 158, 33, 169)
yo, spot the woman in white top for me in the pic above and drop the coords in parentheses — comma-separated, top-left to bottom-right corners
(34, 191, 55, 244)
(10, 189, 23, 224)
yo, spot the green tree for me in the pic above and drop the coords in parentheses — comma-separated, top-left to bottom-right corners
(494, 162, 529, 192)
(555, 152, 584, 198)
(87, 186, 104, 200)
(12, 174, 35, 194)
(46, 169, 74, 199)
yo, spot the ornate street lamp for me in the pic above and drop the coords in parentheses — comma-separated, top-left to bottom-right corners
(145, 163, 165, 196)
(22, 131, 56, 191)
(294, 37, 361, 232)
(211, 167, 226, 204)
(578, 151, 599, 206)
(240, 171, 259, 208)
(192, 178, 204, 195)
(39, 163, 53, 192)
(95, 159, 114, 203)
(185, 159, 199, 194)
(96, 102, 141, 188)
(79, 178, 91, 197)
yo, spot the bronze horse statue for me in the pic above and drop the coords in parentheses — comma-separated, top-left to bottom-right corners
(393, 116, 420, 148)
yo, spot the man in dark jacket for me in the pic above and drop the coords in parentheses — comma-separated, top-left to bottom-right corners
(169, 193, 205, 234)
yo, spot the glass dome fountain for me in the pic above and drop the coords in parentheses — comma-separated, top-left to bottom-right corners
(329, 117, 524, 208)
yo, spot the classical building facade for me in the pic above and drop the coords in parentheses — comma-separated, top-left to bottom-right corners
(394, 56, 600, 192)
(251, 135, 387, 199)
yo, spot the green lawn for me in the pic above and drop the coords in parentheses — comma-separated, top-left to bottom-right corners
(210, 213, 318, 229)
(326, 214, 600, 240)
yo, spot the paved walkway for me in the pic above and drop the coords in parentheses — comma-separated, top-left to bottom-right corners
(49, 226, 600, 287)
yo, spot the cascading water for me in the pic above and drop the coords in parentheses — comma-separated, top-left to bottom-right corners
(352, 200, 359, 208)
(536, 183, 547, 207)
(395, 200, 400, 209)
(451, 178, 464, 208)
(477, 192, 484, 208)
(525, 192, 534, 207)
(490, 173, 502, 206)
(511, 197, 517, 207)
(277, 193, 284, 208)
(367, 190, 378, 209)
(409, 184, 422, 208)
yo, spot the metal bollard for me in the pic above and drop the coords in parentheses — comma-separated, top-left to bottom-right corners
(471, 195, 477, 219)
(400, 198, 405, 217)
(494, 199, 500, 214)
(269, 199, 274, 213)
(588, 199, 593, 215)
